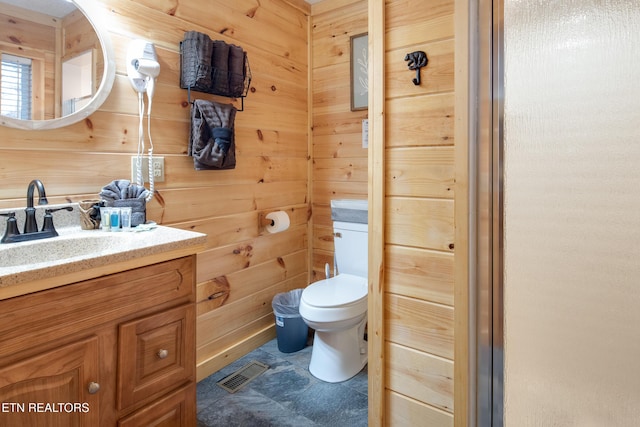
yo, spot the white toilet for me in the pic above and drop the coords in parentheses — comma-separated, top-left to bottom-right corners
(299, 199, 368, 383)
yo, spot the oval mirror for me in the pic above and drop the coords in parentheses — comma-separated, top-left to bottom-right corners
(0, 0, 115, 130)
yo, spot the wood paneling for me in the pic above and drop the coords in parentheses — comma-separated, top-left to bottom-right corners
(386, 146, 455, 198)
(386, 391, 453, 427)
(0, 0, 309, 381)
(386, 245, 454, 306)
(311, 0, 368, 280)
(386, 0, 455, 28)
(0, 8, 56, 52)
(386, 197, 455, 252)
(453, 0, 472, 424)
(368, 0, 386, 423)
(312, 2, 368, 69)
(385, 294, 454, 359)
(196, 272, 307, 366)
(386, 93, 455, 148)
(386, 342, 454, 413)
(385, 41, 455, 98)
(370, 0, 458, 424)
(196, 224, 308, 281)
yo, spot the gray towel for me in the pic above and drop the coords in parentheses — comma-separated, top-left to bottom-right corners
(99, 180, 148, 226)
(211, 41, 230, 95)
(181, 31, 214, 90)
(228, 44, 246, 97)
(189, 100, 237, 170)
(99, 180, 148, 201)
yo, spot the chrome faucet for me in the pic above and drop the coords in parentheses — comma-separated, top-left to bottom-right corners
(24, 179, 48, 233)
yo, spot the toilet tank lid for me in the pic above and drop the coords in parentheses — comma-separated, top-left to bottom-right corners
(331, 199, 367, 210)
(331, 199, 368, 224)
(302, 274, 367, 307)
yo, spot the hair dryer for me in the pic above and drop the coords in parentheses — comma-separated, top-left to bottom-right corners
(135, 58, 160, 112)
(126, 39, 160, 101)
(126, 39, 160, 202)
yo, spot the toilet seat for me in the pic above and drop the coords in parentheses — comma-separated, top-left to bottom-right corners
(300, 274, 367, 324)
(302, 274, 367, 307)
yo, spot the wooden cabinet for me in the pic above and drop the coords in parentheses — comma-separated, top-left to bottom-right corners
(0, 337, 100, 427)
(0, 256, 197, 427)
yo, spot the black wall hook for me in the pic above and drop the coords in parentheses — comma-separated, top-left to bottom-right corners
(404, 51, 428, 85)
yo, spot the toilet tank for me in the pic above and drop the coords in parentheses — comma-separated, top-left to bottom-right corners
(331, 199, 368, 278)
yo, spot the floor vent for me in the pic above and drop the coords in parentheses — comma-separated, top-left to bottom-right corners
(217, 360, 269, 393)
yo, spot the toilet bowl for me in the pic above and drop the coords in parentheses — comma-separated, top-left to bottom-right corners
(299, 199, 369, 383)
(299, 274, 368, 383)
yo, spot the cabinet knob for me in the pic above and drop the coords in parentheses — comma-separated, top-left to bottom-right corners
(87, 382, 100, 394)
(157, 349, 169, 359)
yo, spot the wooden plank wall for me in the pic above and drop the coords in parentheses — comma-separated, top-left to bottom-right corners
(312, 0, 458, 425)
(0, 0, 311, 381)
(310, 0, 368, 280)
(0, 4, 57, 120)
(453, 0, 471, 424)
(382, 0, 456, 425)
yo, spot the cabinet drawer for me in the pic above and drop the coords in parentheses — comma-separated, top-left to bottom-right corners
(117, 304, 195, 410)
(0, 256, 195, 362)
(117, 383, 196, 427)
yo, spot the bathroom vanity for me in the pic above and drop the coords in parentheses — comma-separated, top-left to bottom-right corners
(0, 225, 205, 426)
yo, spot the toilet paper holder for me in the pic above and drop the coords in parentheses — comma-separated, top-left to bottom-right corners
(259, 211, 290, 233)
(259, 213, 275, 227)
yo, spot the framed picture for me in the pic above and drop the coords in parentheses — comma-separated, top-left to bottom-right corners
(350, 33, 368, 111)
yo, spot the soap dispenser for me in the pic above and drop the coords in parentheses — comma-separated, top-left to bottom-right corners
(1, 212, 20, 243)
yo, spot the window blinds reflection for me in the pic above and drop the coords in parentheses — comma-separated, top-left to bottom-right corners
(0, 53, 32, 120)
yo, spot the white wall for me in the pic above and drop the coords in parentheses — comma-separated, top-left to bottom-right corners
(503, 1, 640, 425)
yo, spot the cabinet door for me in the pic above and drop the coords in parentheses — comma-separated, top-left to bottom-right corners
(118, 304, 195, 410)
(117, 383, 196, 427)
(0, 336, 100, 427)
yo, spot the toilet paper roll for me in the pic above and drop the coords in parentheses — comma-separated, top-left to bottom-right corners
(265, 211, 290, 233)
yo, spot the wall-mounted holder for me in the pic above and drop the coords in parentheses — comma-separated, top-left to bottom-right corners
(404, 51, 428, 85)
(259, 213, 275, 228)
(259, 211, 290, 234)
(180, 31, 251, 111)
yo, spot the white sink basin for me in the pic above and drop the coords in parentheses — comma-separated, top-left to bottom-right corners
(0, 232, 123, 268)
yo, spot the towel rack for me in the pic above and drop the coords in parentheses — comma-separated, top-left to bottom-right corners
(180, 34, 251, 111)
(185, 80, 248, 112)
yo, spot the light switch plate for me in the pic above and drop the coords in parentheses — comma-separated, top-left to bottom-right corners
(131, 156, 164, 183)
(362, 119, 368, 148)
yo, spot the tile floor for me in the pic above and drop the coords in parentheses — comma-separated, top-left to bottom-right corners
(196, 338, 368, 426)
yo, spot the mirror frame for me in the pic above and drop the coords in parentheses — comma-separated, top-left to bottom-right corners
(0, 0, 116, 130)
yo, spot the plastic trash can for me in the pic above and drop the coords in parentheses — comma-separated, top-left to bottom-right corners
(272, 289, 308, 353)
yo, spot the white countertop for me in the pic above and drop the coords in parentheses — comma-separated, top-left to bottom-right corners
(0, 217, 206, 300)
